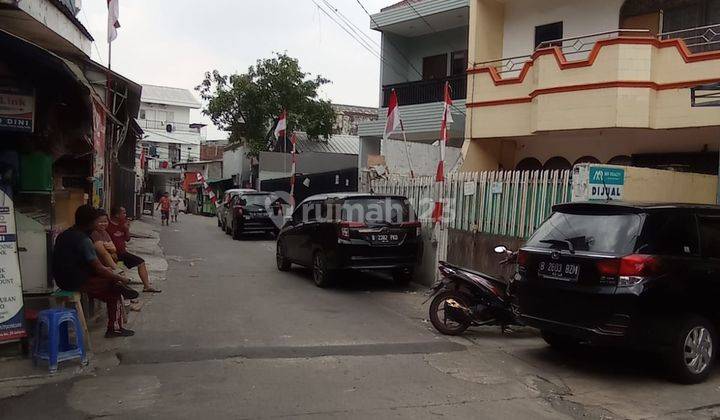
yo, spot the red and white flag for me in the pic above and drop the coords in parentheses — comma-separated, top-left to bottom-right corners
(274, 110, 287, 139)
(107, 0, 120, 43)
(432, 82, 453, 224)
(383, 90, 402, 140)
(197, 173, 217, 205)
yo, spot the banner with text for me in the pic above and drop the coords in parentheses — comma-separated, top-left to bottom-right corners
(0, 187, 26, 342)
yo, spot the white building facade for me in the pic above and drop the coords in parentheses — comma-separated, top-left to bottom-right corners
(138, 84, 206, 195)
(357, 0, 469, 179)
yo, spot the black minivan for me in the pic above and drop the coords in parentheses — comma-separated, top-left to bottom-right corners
(276, 193, 422, 288)
(514, 202, 720, 383)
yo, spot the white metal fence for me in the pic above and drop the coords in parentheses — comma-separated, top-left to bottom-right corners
(369, 169, 572, 239)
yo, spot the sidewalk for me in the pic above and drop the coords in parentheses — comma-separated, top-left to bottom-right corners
(0, 218, 168, 399)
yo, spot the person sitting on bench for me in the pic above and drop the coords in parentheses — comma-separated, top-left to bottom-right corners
(53, 205, 139, 338)
(106, 206, 160, 293)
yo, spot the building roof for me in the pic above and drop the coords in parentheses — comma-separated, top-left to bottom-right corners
(141, 84, 201, 108)
(381, 0, 425, 12)
(333, 104, 378, 116)
(295, 133, 359, 155)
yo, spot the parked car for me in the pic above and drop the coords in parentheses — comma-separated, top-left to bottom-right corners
(217, 188, 256, 230)
(223, 191, 281, 239)
(275, 193, 422, 288)
(514, 201, 720, 383)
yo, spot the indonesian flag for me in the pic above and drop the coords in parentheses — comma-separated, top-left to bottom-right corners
(432, 82, 453, 224)
(197, 173, 217, 205)
(274, 110, 287, 139)
(383, 90, 401, 140)
(107, 0, 120, 43)
(289, 132, 297, 204)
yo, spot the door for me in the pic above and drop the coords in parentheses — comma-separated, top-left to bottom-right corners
(697, 215, 720, 297)
(422, 54, 448, 80)
(296, 201, 321, 265)
(535, 21, 563, 48)
(283, 205, 305, 262)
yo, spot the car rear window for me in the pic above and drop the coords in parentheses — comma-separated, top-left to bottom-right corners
(242, 194, 273, 206)
(526, 211, 643, 254)
(341, 198, 415, 224)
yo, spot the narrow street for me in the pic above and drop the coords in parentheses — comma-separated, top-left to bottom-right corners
(3, 214, 720, 419)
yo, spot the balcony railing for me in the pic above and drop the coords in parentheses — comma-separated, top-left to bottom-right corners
(138, 119, 202, 134)
(659, 23, 720, 54)
(382, 74, 467, 107)
(478, 25, 720, 77)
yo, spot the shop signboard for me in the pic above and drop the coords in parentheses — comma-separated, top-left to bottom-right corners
(92, 100, 106, 208)
(588, 166, 625, 200)
(0, 87, 35, 133)
(0, 187, 26, 342)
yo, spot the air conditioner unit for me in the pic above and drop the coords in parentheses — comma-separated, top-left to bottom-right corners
(166, 123, 175, 133)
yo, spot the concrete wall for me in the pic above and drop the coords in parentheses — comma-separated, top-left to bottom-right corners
(139, 104, 191, 124)
(446, 230, 524, 279)
(223, 147, 252, 186)
(382, 26, 469, 86)
(621, 165, 717, 204)
(13, 0, 92, 55)
(383, 139, 463, 177)
(500, 0, 625, 58)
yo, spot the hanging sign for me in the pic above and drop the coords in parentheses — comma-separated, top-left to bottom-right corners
(0, 87, 35, 133)
(0, 188, 26, 342)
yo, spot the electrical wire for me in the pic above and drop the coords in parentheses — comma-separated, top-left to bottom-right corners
(350, 0, 467, 117)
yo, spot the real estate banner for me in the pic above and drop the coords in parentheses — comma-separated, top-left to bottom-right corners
(0, 86, 35, 133)
(0, 187, 26, 342)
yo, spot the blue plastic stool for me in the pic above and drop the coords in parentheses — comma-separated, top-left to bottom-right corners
(32, 308, 88, 373)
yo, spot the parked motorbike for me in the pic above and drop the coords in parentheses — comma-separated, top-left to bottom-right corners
(426, 246, 520, 336)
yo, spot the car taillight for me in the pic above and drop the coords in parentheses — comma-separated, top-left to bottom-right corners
(338, 221, 365, 240)
(596, 255, 660, 287)
(517, 250, 528, 267)
(401, 221, 422, 237)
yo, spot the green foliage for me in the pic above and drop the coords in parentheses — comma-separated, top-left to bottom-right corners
(196, 53, 335, 157)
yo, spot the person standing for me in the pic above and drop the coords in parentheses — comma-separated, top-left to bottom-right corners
(53, 205, 138, 338)
(170, 190, 182, 223)
(156, 192, 170, 226)
(107, 207, 161, 293)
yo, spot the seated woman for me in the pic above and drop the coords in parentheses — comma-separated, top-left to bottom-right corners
(53, 205, 138, 338)
(92, 209, 120, 270)
(94, 209, 160, 293)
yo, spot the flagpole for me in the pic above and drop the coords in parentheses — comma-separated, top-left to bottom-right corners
(399, 119, 415, 179)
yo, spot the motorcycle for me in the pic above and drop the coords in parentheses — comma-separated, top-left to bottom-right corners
(426, 246, 520, 336)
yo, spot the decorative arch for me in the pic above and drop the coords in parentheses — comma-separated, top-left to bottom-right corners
(515, 157, 542, 171)
(573, 156, 601, 165)
(543, 157, 572, 171)
(608, 155, 633, 166)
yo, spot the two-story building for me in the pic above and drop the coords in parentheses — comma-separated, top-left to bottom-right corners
(358, 0, 469, 178)
(138, 84, 206, 196)
(463, 0, 720, 174)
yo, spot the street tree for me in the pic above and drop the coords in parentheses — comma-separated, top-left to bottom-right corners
(196, 53, 336, 156)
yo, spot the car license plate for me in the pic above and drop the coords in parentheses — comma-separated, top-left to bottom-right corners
(371, 234, 399, 244)
(538, 261, 580, 282)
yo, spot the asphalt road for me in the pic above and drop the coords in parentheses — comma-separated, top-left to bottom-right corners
(4, 214, 720, 419)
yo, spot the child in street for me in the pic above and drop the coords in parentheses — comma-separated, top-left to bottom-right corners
(156, 192, 171, 226)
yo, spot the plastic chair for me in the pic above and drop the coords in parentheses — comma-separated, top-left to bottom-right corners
(51, 290, 91, 352)
(32, 308, 88, 373)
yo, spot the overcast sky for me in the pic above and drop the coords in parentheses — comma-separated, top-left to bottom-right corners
(79, 0, 389, 139)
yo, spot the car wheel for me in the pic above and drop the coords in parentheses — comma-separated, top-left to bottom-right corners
(429, 291, 471, 336)
(312, 251, 334, 288)
(666, 315, 716, 384)
(541, 330, 582, 352)
(276, 240, 291, 272)
(232, 220, 242, 240)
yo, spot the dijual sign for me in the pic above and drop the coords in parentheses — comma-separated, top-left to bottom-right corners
(588, 166, 625, 201)
(0, 188, 26, 342)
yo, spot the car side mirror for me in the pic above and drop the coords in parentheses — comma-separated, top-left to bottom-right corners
(494, 245, 508, 254)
